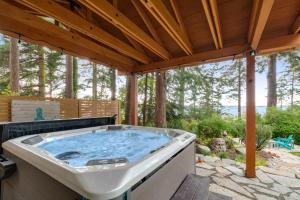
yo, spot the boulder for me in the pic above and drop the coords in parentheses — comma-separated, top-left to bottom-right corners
(196, 144, 211, 154)
(211, 138, 227, 153)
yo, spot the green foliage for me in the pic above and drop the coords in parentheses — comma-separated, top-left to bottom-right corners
(235, 153, 267, 166)
(290, 152, 300, 157)
(196, 114, 228, 138)
(256, 124, 273, 150)
(217, 152, 228, 159)
(265, 107, 300, 144)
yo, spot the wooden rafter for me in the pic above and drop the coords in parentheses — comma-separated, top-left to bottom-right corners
(140, 0, 193, 55)
(0, 0, 134, 71)
(291, 14, 300, 34)
(248, 0, 274, 50)
(78, 0, 170, 60)
(135, 34, 300, 73)
(131, 0, 162, 45)
(201, 0, 222, 49)
(18, 0, 150, 64)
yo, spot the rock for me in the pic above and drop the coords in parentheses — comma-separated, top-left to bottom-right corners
(196, 167, 215, 177)
(253, 193, 277, 200)
(221, 158, 236, 165)
(196, 162, 214, 170)
(295, 172, 300, 179)
(196, 144, 211, 154)
(248, 185, 280, 197)
(224, 165, 244, 176)
(212, 177, 253, 198)
(209, 183, 251, 200)
(211, 138, 227, 152)
(267, 174, 300, 188)
(284, 192, 300, 200)
(216, 167, 232, 176)
(256, 169, 274, 184)
(230, 175, 265, 187)
(259, 166, 295, 178)
(202, 155, 220, 163)
(271, 183, 292, 195)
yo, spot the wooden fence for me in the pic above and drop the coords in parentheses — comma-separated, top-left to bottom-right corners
(0, 96, 120, 123)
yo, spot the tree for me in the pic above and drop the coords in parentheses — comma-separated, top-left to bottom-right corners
(92, 63, 97, 100)
(267, 54, 277, 107)
(9, 37, 19, 93)
(110, 68, 116, 100)
(142, 73, 148, 125)
(155, 71, 167, 127)
(37, 46, 45, 97)
(0, 34, 10, 92)
(73, 57, 78, 98)
(65, 55, 73, 98)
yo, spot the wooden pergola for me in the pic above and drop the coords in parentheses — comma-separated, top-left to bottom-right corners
(0, 0, 299, 178)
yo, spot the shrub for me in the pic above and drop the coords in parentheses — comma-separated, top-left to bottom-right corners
(196, 114, 228, 138)
(256, 124, 273, 150)
(217, 152, 228, 160)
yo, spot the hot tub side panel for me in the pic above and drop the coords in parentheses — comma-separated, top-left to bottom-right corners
(130, 142, 195, 200)
(1, 151, 81, 200)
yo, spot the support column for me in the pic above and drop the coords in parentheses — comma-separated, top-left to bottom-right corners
(127, 73, 138, 125)
(246, 53, 256, 178)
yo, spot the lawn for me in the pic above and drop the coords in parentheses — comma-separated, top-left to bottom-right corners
(290, 152, 300, 157)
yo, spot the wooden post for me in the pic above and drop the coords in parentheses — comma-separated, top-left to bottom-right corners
(246, 53, 256, 178)
(128, 73, 138, 125)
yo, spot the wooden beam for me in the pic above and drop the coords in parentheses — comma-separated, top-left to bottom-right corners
(291, 14, 300, 34)
(134, 34, 300, 73)
(0, 1, 134, 72)
(140, 0, 193, 55)
(134, 45, 247, 73)
(78, 0, 170, 60)
(209, 0, 223, 48)
(201, 0, 220, 49)
(248, 0, 274, 50)
(245, 53, 256, 178)
(131, 0, 162, 45)
(18, 0, 150, 64)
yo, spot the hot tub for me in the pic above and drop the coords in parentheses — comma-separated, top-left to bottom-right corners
(2, 125, 196, 200)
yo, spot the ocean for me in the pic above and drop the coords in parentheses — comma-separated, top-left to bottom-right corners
(221, 106, 288, 117)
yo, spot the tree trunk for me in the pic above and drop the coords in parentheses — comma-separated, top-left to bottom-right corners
(92, 63, 97, 100)
(267, 54, 277, 107)
(237, 60, 242, 118)
(147, 73, 154, 124)
(65, 55, 73, 98)
(73, 57, 78, 99)
(291, 70, 295, 106)
(111, 69, 117, 100)
(38, 46, 45, 97)
(155, 71, 167, 128)
(178, 68, 185, 117)
(125, 75, 130, 124)
(142, 74, 148, 126)
(9, 37, 19, 93)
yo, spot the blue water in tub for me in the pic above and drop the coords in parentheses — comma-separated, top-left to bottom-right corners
(38, 129, 171, 167)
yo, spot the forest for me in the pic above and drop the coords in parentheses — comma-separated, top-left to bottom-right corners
(1, 34, 300, 145)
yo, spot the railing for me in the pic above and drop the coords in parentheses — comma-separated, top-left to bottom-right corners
(0, 96, 120, 123)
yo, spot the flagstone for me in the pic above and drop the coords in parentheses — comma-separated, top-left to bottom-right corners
(196, 162, 215, 170)
(196, 167, 215, 177)
(259, 166, 295, 178)
(248, 185, 280, 197)
(212, 177, 253, 198)
(230, 175, 265, 187)
(267, 174, 300, 188)
(209, 183, 251, 200)
(224, 165, 244, 176)
(271, 183, 292, 194)
(256, 169, 274, 184)
(284, 192, 300, 200)
(253, 193, 277, 200)
(216, 166, 232, 176)
(243, 186, 255, 193)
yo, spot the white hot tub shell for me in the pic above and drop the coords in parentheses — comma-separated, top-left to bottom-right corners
(2, 125, 196, 200)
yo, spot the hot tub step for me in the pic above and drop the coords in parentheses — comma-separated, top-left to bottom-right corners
(171, 174, 210, 200)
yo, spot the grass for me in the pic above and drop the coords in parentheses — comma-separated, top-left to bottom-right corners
(290, 152, 300, 157)
(235, 152, 268, 166)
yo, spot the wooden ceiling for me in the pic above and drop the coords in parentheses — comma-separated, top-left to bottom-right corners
(0, 0, 299, 73)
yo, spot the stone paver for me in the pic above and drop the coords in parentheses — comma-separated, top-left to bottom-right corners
(230, 175, 266, 187)
(215, 166, 232, 176)
(196, 167, 215, 177)
(196, 162, 214, 170)
(256, 169, 274, 184)
(284, 192, 300, 200)
(267, 174, 300, 188)
(243, 186, 255, 193)
(253, 193, 277, 200)
(248, 185, 280, 197)
(209, 183, 251, 200)
(212, 177, 253, 198)
(224, 165, 244, 176)
(271, 183, 292, 195)
(259, 166, 295, 178)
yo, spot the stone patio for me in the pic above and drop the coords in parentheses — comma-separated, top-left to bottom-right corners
(195, 154, 300, 200)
